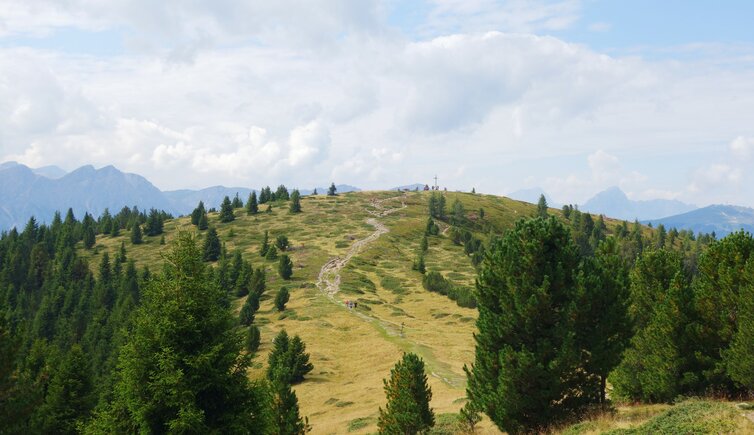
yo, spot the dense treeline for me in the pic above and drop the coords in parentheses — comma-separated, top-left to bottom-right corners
(465, 213, 754, 434)
(0, 213, 149, 432)
(0, 203, 309, 432)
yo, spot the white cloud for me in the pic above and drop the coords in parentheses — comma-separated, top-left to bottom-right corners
(587, 150, 620, 183)
(288, 121, 330, 167)
(688, 163, 742, 193)
(1, 2, 754, 206)
(730, 135, 754, 159)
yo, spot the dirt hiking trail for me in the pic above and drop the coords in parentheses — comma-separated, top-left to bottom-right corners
(314, 193, 465, 388)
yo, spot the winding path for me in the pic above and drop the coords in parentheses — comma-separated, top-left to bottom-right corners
(314, 193, 464, 388)
(316, 195, 405, 299)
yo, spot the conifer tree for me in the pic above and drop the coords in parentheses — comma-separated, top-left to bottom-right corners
(275, 287, 290, 312)
(250, 268, 267, 299)
(289, 189, 302, 213)
(267, 330, 313, 385)
(232, 193, 243, 208)
(377, 353, 434, 434)
(275, 185, 290, 201)
(437, 194, 446, 219)
(130, 222, 142, 245)
(219, 196, 235, 223)
(313, 188, 318, 195)
(145, 209, 164, 236)
(573, 237, 631, 404)
(428, 193, 438, 217)
(118, 241, 127, 263)
(246, 325, 261, 354)
(239, 297, 256, 327)
(425, 218, 439, 236)
(269, 367, 311, 435)
(656, 224, 667, 248)
(100, 208, 113, 234)
(609, 249, 692, 402)
(451, 199, 465, 225)
(276, 235, 290, 251)
(0, 317, 36, 432)
(203, 227, 221, 262)
(725, 259, 754, 389)
(33, 344, 93, 434)
(234, 261, 253, 297)
(465, 217, 582, 434)
(265, 245, 278, 260)
(191, 201, 206, 226)
(537, 194, 548, 218)
(90, 233, 269, 433)
(198, 212, 208, 230)
(246, 289, 261, 313)
(692, 231, 754, 392)
(327, 183, 337, 196)
(229, 251, 243, 289)
(259, 186, 271, 204)
(259, 230, 270, 257)
(417, 254, 426, 274)
(246, 191, 259, 215)
(278, 254, 293, 280)
(83, 224, 96, 249)
(64, 208, 77, 226)
(562, 205, 572, 220)
(110, 220, 120, 237)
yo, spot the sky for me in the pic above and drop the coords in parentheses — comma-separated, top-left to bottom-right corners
(1, 0, 754, 207)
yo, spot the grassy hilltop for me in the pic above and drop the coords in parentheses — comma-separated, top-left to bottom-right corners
(79, 190, 754, 434)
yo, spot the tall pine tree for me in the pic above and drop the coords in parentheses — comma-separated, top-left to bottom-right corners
(88, 233, 269, 433)
(465, 217, 583, 434)
(219, 196, 235, 223)
(377, 353, 434, 434)
(246, 191, 259, 215)
(203, 227, 221, 262)
(289, 189, 302, 213)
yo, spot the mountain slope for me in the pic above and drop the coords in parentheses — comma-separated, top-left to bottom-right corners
(0, 164, 56, 231)
(0, 163, 174, 229)
(32, 164, 67, 179)
(0, 161, 366, 229)
(645, 204, 754, 237)
(581, 186, 696, 221)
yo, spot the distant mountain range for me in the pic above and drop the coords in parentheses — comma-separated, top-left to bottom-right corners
(644, 205, 754, 237)
(580, 186, 696, 221)
(509, 186, 696, 221)
(0, 161, 359, 230)
(507, 185, 754, 236)
(3, 161, 752, 237)
(0, 162, 174, 231)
